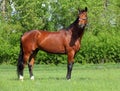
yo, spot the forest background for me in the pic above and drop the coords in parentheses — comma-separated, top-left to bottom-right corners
(0, 0, 120, 65)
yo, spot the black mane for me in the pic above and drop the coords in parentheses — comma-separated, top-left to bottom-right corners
(66, 17, 79, 30)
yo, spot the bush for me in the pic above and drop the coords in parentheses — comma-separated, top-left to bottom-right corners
(75, 29, 120, 64)
(0, 22, 22, 64)
(0, 0, 120, 64)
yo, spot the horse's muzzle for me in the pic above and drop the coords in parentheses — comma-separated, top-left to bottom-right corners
(78, 24, 86, 28)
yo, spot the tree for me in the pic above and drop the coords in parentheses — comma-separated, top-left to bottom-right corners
(0, 0, 120, 64)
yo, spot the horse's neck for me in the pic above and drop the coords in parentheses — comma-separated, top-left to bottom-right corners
(68, 24, 85, 41)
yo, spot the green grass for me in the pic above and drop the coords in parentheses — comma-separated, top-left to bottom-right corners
(0, 63, 120, 91)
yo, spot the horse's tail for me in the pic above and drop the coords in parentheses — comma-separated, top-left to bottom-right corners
(17, 36, 24, 78)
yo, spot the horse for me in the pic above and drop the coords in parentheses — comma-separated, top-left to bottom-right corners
(17, 7, 88, 80)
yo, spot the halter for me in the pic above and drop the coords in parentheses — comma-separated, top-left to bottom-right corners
(79, 18, 87, 20)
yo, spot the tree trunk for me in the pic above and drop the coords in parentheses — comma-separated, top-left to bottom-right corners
(1, 0, 6, 17)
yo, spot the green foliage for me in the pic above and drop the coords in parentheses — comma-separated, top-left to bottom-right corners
(0, 0, 120, 64)
(0, 22, 22, 64)
(76, 30, 120, 64)
(36, 51, 67, 64)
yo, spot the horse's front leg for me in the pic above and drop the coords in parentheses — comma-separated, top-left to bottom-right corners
(66, 51, 75, 80)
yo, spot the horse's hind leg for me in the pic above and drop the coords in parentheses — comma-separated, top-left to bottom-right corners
(17, 53, 29, 80)
(28, 58, 34, 80)
(17, 58, 24, 80)
(28, 49, 38, 80)
(20, 53, 30, 80)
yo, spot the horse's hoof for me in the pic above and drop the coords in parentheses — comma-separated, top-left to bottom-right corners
(30, 76, 34, 80)
(67, 78, 71, 81)
(66, 75, 71, 80)
(19, 75, 24, 81)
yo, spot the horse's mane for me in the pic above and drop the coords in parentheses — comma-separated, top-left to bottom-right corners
(66, 17, 79, 30)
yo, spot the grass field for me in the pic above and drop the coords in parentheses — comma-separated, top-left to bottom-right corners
(0, 63, 120, 91)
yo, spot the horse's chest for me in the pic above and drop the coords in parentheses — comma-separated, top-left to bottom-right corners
(66, 39, 80, 52)
(72, 40, 80, 51)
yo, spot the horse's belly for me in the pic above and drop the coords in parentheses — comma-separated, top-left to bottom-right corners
(40, 44, 65, 53)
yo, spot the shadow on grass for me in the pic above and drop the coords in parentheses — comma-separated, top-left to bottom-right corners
(37, 77, 93, 81)
(38, 77, 66, 80)
(9, 76, 93, 81)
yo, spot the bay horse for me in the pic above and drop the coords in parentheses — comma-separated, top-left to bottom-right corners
(17, 7, 88, 80)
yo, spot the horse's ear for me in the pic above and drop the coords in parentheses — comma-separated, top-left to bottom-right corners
(85, 7, 88, 12)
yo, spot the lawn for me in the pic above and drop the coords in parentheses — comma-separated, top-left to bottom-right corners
(0, 63, 120, 91)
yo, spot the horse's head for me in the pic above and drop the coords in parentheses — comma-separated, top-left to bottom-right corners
(78, 7, 88, 28)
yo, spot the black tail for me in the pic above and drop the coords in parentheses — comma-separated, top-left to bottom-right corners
(17, 37, 24, 78)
